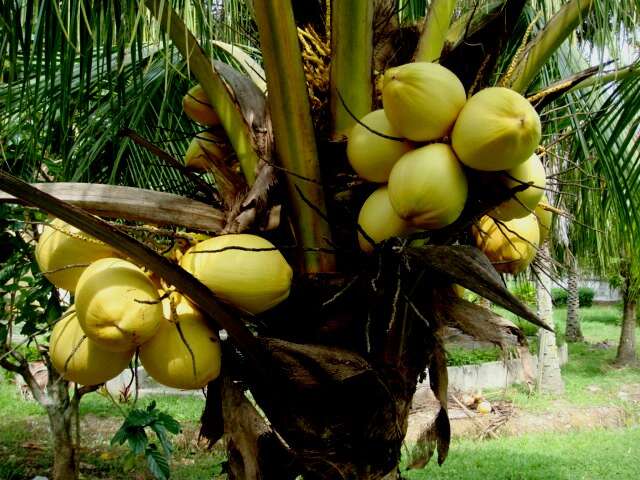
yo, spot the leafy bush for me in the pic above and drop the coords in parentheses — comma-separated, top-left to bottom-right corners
(578, 287, 595, 307)
(511, 281, 536, 306)
(552, 287, 595, 307)
(552, 288, 568, 306)
(446, 347, 502, 366)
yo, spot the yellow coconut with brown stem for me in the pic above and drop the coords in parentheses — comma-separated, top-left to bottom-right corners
(491, 153, 546, 221)
(182, 84, 220, 126)
(347, 110, 413, 183)
(35, 218, 121, 293)
(473, 215, 540, 274)
(50, 309, 134, 385)
(184, 130, 232, 171)
(139, 293, 221, 390)
(535, 196, 553, 244)
(357, 186, 413, 253)
(180, 234, 293, 315)
(75, 258, 164, 352)
(387, 143, 468, 229)
(382, 62, 466, 142)
(452, 87, 541, 171)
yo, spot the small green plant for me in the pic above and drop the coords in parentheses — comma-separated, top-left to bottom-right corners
(510, 281, 536, 306)
(552, 287, 595, 307)
(552, 288, 568, 306)
(111, 400, 181, 480)
(578, 287, 595, 307)
(446, 347, 503, 366)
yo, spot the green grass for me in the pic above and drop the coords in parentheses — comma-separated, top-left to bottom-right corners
(491, 305, 640, 413)
(1, 305, 638, 479)
(0, 379, 216, 479)
(404, 427, 640, 479)
(78, 390, 206, 423)
(0, 377, 205, 423)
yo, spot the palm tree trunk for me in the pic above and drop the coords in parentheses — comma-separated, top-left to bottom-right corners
(565, 257, 584, 342)
(615, 270, 637, 366)
(535, 245, 565, 394)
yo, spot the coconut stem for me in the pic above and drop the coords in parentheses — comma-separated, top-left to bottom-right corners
(329, 0, 373, 138)
(414, 0, 457, 63)
(253, 0, 336, 273)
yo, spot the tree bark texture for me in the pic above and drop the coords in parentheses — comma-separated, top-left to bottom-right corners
(0, 351, 80, 480)
(535, 245, 565, 394)
(46, 360, 80, 480)
(616, 273, 638, 365)
(48, 404, 77, 480)
(565, 258, 584, 342)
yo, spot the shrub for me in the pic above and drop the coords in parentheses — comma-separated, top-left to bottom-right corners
(552, 287, 595, 307)
(511, 281, 536, 306)
(578, 287, 595, 307)
(446, 347, 502, 366)
(552, 288, 568, 306)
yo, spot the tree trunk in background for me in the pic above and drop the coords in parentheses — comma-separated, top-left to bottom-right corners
(615, 270, 637, 366)
(46, 363, 79, 480)
(565, 257, 584, 342)
(535, 245, 565, 394)
(0, 356, 80, 479)
(48, 404, 77, 480)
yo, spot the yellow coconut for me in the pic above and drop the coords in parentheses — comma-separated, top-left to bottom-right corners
(184, 130, 231, 170)
(357, 186, 413, 253)
(535, 196, 553, 244)
(35, 218, 120, 293)
(50, 309, 133, 385)
(491, 153, 546, 221)
(451, 87, 541, 171)
(180, 234, 293, 314)
(347, 110, 413, 182)
(182, 84, 220, 126)
(382, 62, 466, 142)
(75, 258, 164, 352)
(473, 215, 540, 275)
(387, 143, 468, 229)
(139, 294, 221, 390)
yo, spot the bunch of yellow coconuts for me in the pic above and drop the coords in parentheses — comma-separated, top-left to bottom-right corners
(349, 62, 552, 274)
(181, 85, 232, 171)
(38, 219, 292, 388)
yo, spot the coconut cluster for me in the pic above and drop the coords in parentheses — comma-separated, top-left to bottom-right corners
(40, 219, 292, 389)
(182, 84, 233, 171)
(348, 61, 552, 274)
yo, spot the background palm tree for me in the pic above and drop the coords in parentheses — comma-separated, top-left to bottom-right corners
(2, 1, 640, 478)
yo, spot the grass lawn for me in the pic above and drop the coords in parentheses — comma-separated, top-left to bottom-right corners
(495, 305, 640, 413)
(404, 427, 640, 480)
(0, 379, 223, 479)
(405, 305, 640, 479)
(1, 305, 638, 479)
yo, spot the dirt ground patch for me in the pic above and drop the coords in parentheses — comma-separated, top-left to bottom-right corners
(406, 386, 637, 443)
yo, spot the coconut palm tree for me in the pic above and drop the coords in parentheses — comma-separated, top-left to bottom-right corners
(2, 1, 640, 478)
(548, 38, 640, 367)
